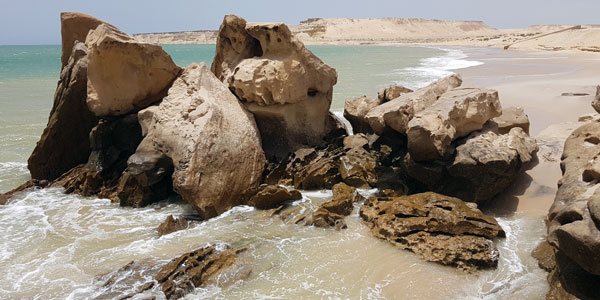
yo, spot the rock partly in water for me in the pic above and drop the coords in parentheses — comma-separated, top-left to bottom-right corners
(28, 42, 99, 181)
(310, 182, 359, 229)
(133, 63, 266, 220)
(406, 87, 502, 162)
(0, 180, 49, 205)
(157, 215, 189, 237)
(85, 23, 181, 117)
(490, 106, 530, 135)
(360, 192, 505, 271)
(211, 15, 339, 159)
(344, 96, 381, 134)
(246, 185, 302, 209)
(116, 151, 174, 207)
(405, 127, 538, 203)
(377, 84, 413, 102)
(365, 74, 462, 135)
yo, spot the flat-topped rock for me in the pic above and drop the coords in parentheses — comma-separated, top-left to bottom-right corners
(407, 87, 502, 161)
(490, 106, 530, 134)
(211, 15, 339, 158)
(86, 23, 181, 117)
(365, 74, 462, 135)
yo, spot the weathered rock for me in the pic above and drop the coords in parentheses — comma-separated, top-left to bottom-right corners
(365, 74, 462, 135)
(0, 179, 48, 205)
(116, 151, 174, 207)
(60, 12, 114, 67)
(156, 245, 249, 300)
(360, 192, 504, 271)
(211, 15, 338, 158)
(28, 42, 99, 181)
(310, 182, 358, 229)
(85, 23, 181, 117)
(405, 127, 538, 203)
(157, 215, 188, 236)
(344, 96, 381, 134)
(592, 85, 600, 114)
(532, 241, 557, 272)
(247, 185, 302, 209)
(407, 87, 502, 161)
(339, 146, 377, 188)
(134, 63, 265, 219)
(377, 84, 413, 102)
(548, 120, 600, 276)
(490, 106, 530, 134)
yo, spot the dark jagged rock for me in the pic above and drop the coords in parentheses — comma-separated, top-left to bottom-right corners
(27, 42, 99, 181)
(116, 151, 174, 208)
(0, 179, 49, 205)
(246, 185, 302, 209)
(309, 182, 360, 230)
(360, 192, 505, 271)
(157, 215, 188, 237)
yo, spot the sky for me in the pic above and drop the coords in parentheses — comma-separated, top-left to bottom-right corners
(1, 0, 599, 45)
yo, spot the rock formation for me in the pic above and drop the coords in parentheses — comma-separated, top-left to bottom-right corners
(85, 24, 181, 117)
(59, 12, 113, 67)
(28, 42, 99, 180)
(310, 182, 359, 229)
(246, 185, 302, 209)
(406, 87, 502, 161)
(157, 215, 189, 236)
(344, 96, 381, 134)
(360, 192, 505, 271)
(211, 15, 339, 159)
(365, 74, 462, 135)
(131, 63, 266, 219)
(377, 84, 413, 102)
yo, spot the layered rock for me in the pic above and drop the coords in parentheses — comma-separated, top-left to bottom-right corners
(360, 192, 505, 271)
(365, 74, 462, 135)
(344, 96, 381, 134)
(211, 15, 339, 158)
(85, 23, 181, 117)
(28, 42, 99, 180)
(310, 182, 358, 229)
(406, 87, 502, 161)
(132, 63, 266, 219)
(0, 180, 48, 205)
(377, 84, 413, 102)
(405, 127, 538, 203)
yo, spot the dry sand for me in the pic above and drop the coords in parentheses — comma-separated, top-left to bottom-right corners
(455, 47, 600, 216)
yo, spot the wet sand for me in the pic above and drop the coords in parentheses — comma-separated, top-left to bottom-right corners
(455, 47, 600, 216)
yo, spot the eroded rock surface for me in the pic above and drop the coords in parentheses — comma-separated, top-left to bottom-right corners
(86, 23, 181, 117)
(133, 63, 265, 219)
(360, 192, 505, 271)
(365, 74, 462, 135)
(211, 15, 338, 158)
(344, 96, 381, 134)
(407, 87, 502, 161)
(377, 84, 413, 102)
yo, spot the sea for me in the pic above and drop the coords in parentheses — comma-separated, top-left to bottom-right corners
(0, 44, 549, 299)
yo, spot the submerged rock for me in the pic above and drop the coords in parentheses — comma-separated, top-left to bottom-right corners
(0, 179, 48, 205)
(365, 74, 462, 135)
(592, 85, 600, 114)
(133, 63, 265, 219)
(157, 215, 189, 237)
(28, 42, 99, 181)
(406, 87, 502, 161)
(85, 23, 181, 117)
(360, 192, 504, 271)
(211, 15, 339, 158)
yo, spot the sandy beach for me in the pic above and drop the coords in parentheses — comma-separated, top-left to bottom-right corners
(454, 47, 600, 216)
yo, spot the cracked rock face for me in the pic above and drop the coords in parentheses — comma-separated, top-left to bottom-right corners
(211, 15, 339, 159)
(359, 192, 505, 271)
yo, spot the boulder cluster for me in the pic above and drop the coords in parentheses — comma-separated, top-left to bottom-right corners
(0, 11, 546, 298)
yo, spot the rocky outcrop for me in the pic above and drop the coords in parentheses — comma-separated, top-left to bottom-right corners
(344, 96, 381, 134)
(132, 63, 265, 219)
(0, 180, 48, 205)
(28, 42, 99, 181)
(85, 23, 181, 117)
(59, 12, 113, 67)
(157, 215, 189, 236)
(211, 15, 339, 158)
(365, 74, 462, 135)
(360, 192, 505, 271)
(405, 127, 538, 203)
(377, 84, 413, 102)
(592, 85, 600, 114)
(490, 106, 530, 134)
(310, 182, 358, 229)
(246, 185, 302, 209)
(406, 87, 502, 161)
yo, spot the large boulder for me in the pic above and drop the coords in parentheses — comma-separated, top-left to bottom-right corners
(489, 106, 530, 135)
(28, 42, 99, 180)
(365, 74, 462, 135)
(548, 120, 600, 277)
(85, 23, 181, 117)
(360, 192, 505, 271)
(404, 127, 538, 203)
(343, 96, 381, 134)
(59, 12, 114, 67)
(211, 15, 338, 159)
(132, 63, 266, 219)
(406, 87, 502, 161)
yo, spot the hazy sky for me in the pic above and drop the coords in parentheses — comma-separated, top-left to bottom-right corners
(1, 0, 598, 45)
